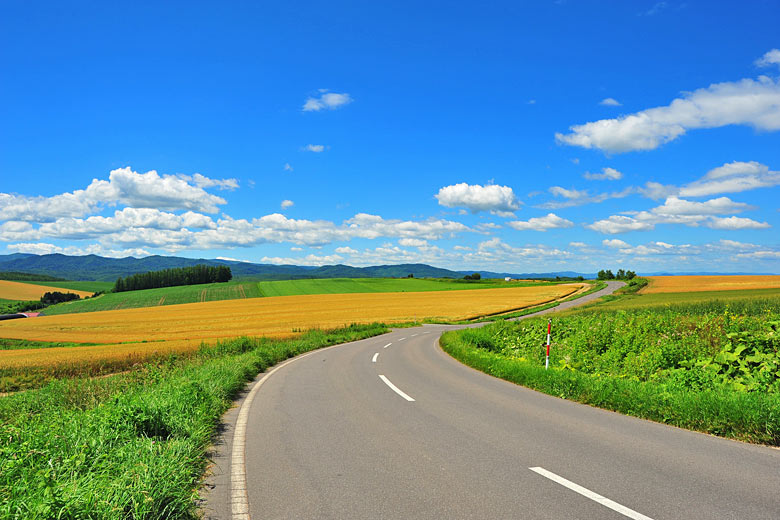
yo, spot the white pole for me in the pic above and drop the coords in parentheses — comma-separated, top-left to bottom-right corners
(545, 319, 551, 370)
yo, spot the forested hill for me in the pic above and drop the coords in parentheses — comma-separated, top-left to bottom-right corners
(0, 254, 463, 281)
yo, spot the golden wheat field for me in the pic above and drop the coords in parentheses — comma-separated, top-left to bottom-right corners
(0, 280, 93, 301)
(0, 284, 582, 370)
(641, 275, 780, 294)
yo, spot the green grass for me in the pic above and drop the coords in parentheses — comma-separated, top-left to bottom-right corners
(0, 323, 389, 519)
(256, 277, 557, 297)
(0, 338, 96, 351)
(15, 280, 114, 293)
(42, 281, 263, 315)
(41, 277, 568, 315)
(574, 287, 780, 312)
(440, 292, 780, 445)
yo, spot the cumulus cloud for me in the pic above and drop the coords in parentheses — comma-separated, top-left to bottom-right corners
(679, 161, 780, 197)
(556, 67, 780, 153)
(539, 185, 634, 209)
(599, 98, 622, 107)
(303, 144, 325, 152)
(281, 200, 294, 210)
(435, 183, 521, 215)
(178, 173, 238, 190)
(586, 194, 769, 234)
(508, 213, 574, 231)
(7, 242, 150, 258)
(302, 91, 353, 112)
(398, 238, 428, 247)
(756, 49, 780, 69)
(584, 167, 623, 181)
(706, 216, 771, 230)
(603, 239, 630, 248)
(284, 163, 293, 172)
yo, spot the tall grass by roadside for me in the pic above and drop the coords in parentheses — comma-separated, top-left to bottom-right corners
(440, 330, 780, 445)
(0, 323, 388, 519)
(440, 295, 780, 445)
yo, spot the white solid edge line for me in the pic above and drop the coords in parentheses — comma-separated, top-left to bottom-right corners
(230, 340, 366, 520)
(378, 374, 415, 401)
(383, 342, 392, 349)
(372, 352, 379, 363)
(529, 467, 654, 520)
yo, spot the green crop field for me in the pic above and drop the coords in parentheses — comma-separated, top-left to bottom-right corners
(40, 277, 567, 315)
(256, 277, 549, 297)
(575, 287, 780, 312)
(42, 281, 263, 315)
(16, 280, 114, 294)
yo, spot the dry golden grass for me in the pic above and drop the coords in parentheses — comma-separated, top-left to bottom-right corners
(0, 284, 582, 374)
(642, 275, 780, 294)
(0, 280, 93, 301)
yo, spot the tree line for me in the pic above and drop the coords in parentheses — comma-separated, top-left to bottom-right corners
(597, 269, 636, 280)
(113, 265, 232, 292)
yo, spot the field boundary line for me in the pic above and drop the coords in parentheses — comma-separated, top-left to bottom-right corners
(230, 335, 383, 520)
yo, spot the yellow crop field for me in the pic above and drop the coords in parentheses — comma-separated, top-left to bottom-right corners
(642, 275, 780, 294)
(0, 284, 582, 374)
(0, 280, 93, 301)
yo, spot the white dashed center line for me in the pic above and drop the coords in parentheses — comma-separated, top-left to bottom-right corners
(529, 467, 654, 520)
(383, 343, 392, 349)
(378, 375, 415, 402)
(372, 353, 379, 363)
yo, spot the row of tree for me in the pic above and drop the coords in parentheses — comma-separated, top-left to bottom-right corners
(597, 269, 636, 280)
(113, 264, 232, 292)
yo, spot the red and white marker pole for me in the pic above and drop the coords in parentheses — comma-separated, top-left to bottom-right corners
(545, 319, 551, 370)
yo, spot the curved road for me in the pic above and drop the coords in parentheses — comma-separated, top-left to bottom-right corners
(203, 282, 780, 519)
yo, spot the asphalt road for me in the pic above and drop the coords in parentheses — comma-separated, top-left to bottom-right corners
(204, 282, 780, 519)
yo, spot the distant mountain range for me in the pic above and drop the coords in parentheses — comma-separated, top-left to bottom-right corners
(0, 253, 601, 282)
(1, 253, 772, 282)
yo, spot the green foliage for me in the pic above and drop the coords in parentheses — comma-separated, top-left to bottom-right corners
(0, 272, 66, 282)
(42, 281, 264, 315)
(0, 300, 46, 315)
(40, 291, 80, 305)
(463, 273, 481, 280)
(0, 323, 388, 519)
(114, 265, 232, 292)
(441, 295, 780, 444)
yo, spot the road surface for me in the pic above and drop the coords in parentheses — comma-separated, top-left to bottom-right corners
(202, 281, 780, 519)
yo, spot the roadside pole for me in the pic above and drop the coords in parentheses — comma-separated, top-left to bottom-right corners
(545, 319, 551, 370)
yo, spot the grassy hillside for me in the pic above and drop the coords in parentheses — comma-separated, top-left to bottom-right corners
(16, 280, 113, 293)
(575, 287, 780, 312)
(42, 281, 263, 315)
(42, 277, 563, 315)
(257, 277, 547, 297)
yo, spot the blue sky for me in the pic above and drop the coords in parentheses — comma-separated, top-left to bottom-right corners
(1, 1, 779, 274)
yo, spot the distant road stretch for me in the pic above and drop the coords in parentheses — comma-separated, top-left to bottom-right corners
(221, 280, 779, 519)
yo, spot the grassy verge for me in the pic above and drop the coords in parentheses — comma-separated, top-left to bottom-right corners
(440, 330, 780, 445)
(0, 323, 388, 519)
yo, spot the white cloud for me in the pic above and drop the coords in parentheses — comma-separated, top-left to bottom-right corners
(639, 2, 667, 16)
(586, 215, 655, 234)
(599, 98, 622, 107)
(584, 167, 623, 181)
(539, 185, 634, 209)
(302, 91, 353, 112)
(398, 238, 428, 247)
(284, 163, 293, 172)
(7, 242, 150, 258)
(335, 246, 357, 254)
(435, 183, 521, 215)
(706, 216, 771, 230)
(281, 200, 294, 210)
(679, 161, 780, 197)
(603, 239, 630, 248)
(736, 250, 780, 260)
(303, 144, 325, 152)
(756, 49, 780, 69)
(508, 213, 574, 231)
(568, 241, 587, 248)
(556, 72, 780, 153)
(261, 254, 344, 266)
(652, 196, 752, 216)
(178, 173, 239, 190)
